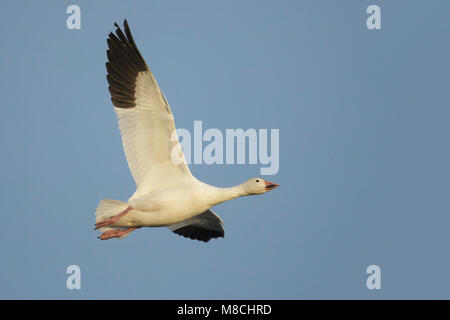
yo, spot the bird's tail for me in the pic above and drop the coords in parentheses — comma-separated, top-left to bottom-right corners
(94, 199, 135, 239)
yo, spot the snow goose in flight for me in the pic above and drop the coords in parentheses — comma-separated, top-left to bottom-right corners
(95, 20, 279, 242)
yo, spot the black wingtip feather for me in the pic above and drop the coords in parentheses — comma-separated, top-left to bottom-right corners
(173, 226, 225, 243)
(106, 20, 148, 109)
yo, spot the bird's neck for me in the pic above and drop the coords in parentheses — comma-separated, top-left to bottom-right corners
(208, 184, 248, 207)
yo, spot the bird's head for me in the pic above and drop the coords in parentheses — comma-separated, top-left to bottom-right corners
(241, 178, 279, 195)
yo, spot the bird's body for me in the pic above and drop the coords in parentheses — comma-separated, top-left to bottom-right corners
(116, 180, 242, 228)
(95, 20, 278, 242)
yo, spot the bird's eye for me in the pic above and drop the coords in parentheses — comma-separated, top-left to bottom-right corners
(256, 179, 260, 182)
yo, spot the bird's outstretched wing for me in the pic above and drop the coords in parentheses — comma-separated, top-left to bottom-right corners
(169, 210, 225, 242)
(106, 20, 192, 193)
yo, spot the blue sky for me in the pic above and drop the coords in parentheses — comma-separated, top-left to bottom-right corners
(0, 0, 449, 299)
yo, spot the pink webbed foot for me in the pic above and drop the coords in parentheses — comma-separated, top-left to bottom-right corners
(95, 205, 133, 230)
(98, 227, 140, 240)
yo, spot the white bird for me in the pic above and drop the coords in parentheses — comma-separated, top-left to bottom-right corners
(95, 20, 279, 242)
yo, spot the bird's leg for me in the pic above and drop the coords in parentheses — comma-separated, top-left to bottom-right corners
(98, 227, 140, 240)
(95, 205, 134, 229)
